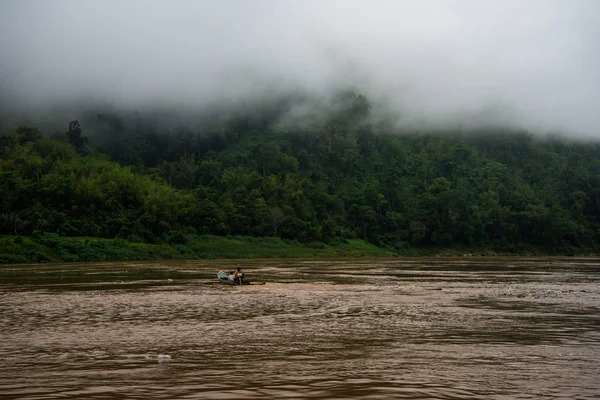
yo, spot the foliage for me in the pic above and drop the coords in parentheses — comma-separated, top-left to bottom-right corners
(0, 235, 393, 263)
(2, 91, 600, 263)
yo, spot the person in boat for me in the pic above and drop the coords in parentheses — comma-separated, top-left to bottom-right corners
(234, 267, 244, 284)
(227, 271, 235, 282)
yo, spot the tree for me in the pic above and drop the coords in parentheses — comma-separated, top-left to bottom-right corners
(267, 207, 285, 236)
(65, 120, 88, 154)
(0, 212, 24, 235)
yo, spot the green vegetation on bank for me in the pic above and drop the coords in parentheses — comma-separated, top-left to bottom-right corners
(0, 234, 393, 264)
(1, 233, 593, 265)
(2, 89, 600, 263)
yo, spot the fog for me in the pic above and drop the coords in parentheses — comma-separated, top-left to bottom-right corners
(1, 0, 599, 136)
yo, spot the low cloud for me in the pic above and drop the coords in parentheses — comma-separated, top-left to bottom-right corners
(1, 0, 599, 136)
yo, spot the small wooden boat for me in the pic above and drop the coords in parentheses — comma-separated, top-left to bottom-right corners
(217, 271, 265, 286)
(218, 277, 265, 286)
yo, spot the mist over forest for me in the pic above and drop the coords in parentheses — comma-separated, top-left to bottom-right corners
(2, 0, 600, 136)
(2, 1, 600, 262)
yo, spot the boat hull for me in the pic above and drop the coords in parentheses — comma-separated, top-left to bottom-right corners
(218, 278, 265, 286)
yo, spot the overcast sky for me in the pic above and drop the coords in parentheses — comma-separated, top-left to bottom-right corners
(1, 0, 599, 135)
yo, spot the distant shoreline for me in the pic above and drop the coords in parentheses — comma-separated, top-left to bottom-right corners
(1, 234, 597, 265)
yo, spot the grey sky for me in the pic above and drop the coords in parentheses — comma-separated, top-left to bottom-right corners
(1, 0, 599, 135)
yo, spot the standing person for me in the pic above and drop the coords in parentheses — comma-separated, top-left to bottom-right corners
(234, 267, 244, 284)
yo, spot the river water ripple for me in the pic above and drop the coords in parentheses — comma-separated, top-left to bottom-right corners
(1, 258, 599, 399)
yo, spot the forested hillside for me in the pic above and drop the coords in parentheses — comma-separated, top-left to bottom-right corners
(2, 91, 600, 262)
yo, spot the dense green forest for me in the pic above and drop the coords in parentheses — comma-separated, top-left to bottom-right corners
(2, 90, 600, 262)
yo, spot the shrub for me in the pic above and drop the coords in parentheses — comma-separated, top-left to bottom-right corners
(0, 254, 29, 264)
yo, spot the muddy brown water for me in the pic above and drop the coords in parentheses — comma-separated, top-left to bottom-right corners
(1, 258, 599, 399)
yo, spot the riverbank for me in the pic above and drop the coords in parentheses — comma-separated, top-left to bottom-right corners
(1, 234, 597, 264)
(0, 234, 395, 264)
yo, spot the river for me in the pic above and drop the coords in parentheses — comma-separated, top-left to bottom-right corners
(1, 258, 599, 399)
